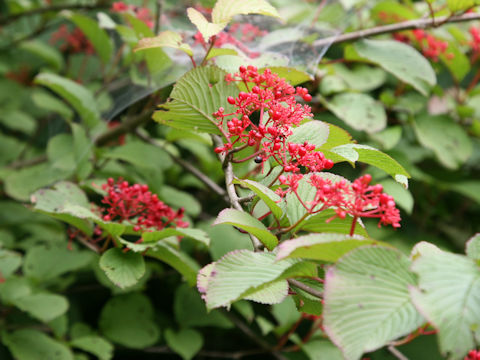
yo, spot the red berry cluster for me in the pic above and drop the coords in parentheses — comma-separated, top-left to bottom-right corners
(111, 2, 154, 29)
(465, 350, 480, 360)
(50, 25, 94, 55)
(194, 23, 266, 58)
(393, 29, 452, 62)
(277, 173, 401, 229)
(101, 178, 188, 232)
(214, 66, 333, 173)
(469, 26, 480, 62)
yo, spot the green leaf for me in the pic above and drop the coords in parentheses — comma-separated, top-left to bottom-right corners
(165, 328, 203, 360)
(198, 250, 297, 309)
(0, 110, 36, 134)
(211, 0, 281, 24)
(70, 336, 114, 360)
(0, 249, 22, 279)
(413, 114, 472, 169)
(34, 73, 100, 128)
(204, 223, 254, 261)
(99, 248, 146, 289)
(410, 247, 480, 359)
(153, 66, 238, 134)
(71, 123, 93, 180)
(447, 0, 475, 12)
(142, 227, 209, 247)
(23, 245, 93, 281)
(206, 47, 239, 60)
(354, 39, 436, 95)
(214, 208, 278, 250)
(135, 30, 193, 56)
(174, 284, 232, 328)
(233, 179, 284, 220)
(102, 141, 173, 170)
(287, 120, 330, 147)
(466, 233, 480, 261)
(13, 293, 69, 323)
(297, 209, 369, 237)
(330, 64, 386, 92)
(159, 186, 201, 217)
(330, 144, 410, 186)
(265, 66, 312, 86)
(276, 233, 388, 262)
(99, 293, 160, 349)
(326, 93, 386, 133)
(4, 163, 72, 201)
(302, 339, 344, 360)
(187, 8, 225, 40)
(31, 181, 93, 235)
(147, 243, 199, 286)
(20, 40, 64, 71)
(440, 40, 470, 82)
(2, 329, 74, 360)
(324, 246, 424, 360)
(319, 123, 354, 150)
(68, 13, 113, 64)
(32, 90, 74, 121)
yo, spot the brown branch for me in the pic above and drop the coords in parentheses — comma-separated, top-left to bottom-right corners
(0, 3, 111, 26)
(288, 279, 323, 299)
(312, 12, 480, 49)
(134, 130, 229, 200)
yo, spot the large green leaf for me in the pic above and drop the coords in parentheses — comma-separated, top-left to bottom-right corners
(153, 66, 238, 134)
(410, 246, 480, 359)
(13, 293, 69, 323)
(99, 293, 160, 349)
(68, 13, 113, 64)
(135, 30, 193, 56)
(276, 234, 389, 262)
(23, 245, 93, 281)
(323, 246, 424, 360)
(142, 227, 209, 247)
(447, 0, 475, 12)
(2, 329, 74, 360)
(287, 120, 330, 147)
(214, 208, 278, 250)
(99, 248, 146, 289)
(0, 249, 22, 279)
(70, 336, 113, 360)
(20, 41, 64, 71)
(329, 144, 410, 187)
(296, 209, 369, 237)
(233, 179, 285, 220)
(34, 73, 100, 128)
(165, 328, 203, 360)
(354, 39, 436, 95)
(102, 141, 173, 170)
(326, 93, 387, 133)
(413, 114, 472, 170)
(198, 250, 301, 310)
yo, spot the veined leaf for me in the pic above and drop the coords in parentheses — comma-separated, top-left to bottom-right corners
(324, 246, 424, 360)
(99, 248, 146, 289)
(153, 66, 238, 134)
(354, 39, 436, 95)
(214, 208, 278, 250)
(187, 8, 226, 40)
(296, 209, 369, 237)
(276, 233, 388, 262)
(287, 120, 330, 148)
(135, 30, 193, 56)
(410, 246, 480, 359)
(34, 73, 100, 128)
(70, 336, 113, 360)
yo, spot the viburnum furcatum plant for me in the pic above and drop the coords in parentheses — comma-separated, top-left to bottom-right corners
(3, 1, 480, 360)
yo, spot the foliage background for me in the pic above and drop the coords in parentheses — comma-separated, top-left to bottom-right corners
(1, 0, 480, 359)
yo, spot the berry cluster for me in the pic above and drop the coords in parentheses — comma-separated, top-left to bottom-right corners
(277, 173, 401, 229)
(393, 29, 451, 61)
(101, 178, 188, 232)
(469, 26, 480, 62)
(214, 66, 333, 173)
(50, 25, 94, 55)
(194, 23, 266, 58)
(111, 2, 154, 29)
(465, 350, 480, 360)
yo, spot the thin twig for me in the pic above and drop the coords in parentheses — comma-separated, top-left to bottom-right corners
(0, 3, 111, 26)
(388, 345, 409, 360)
(312, 12, 480, 49)
(222, 310, 289, 360)
(134, 130, 228, 200)
(154, 0, 163, 35)
(288, 279, 323, 299)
